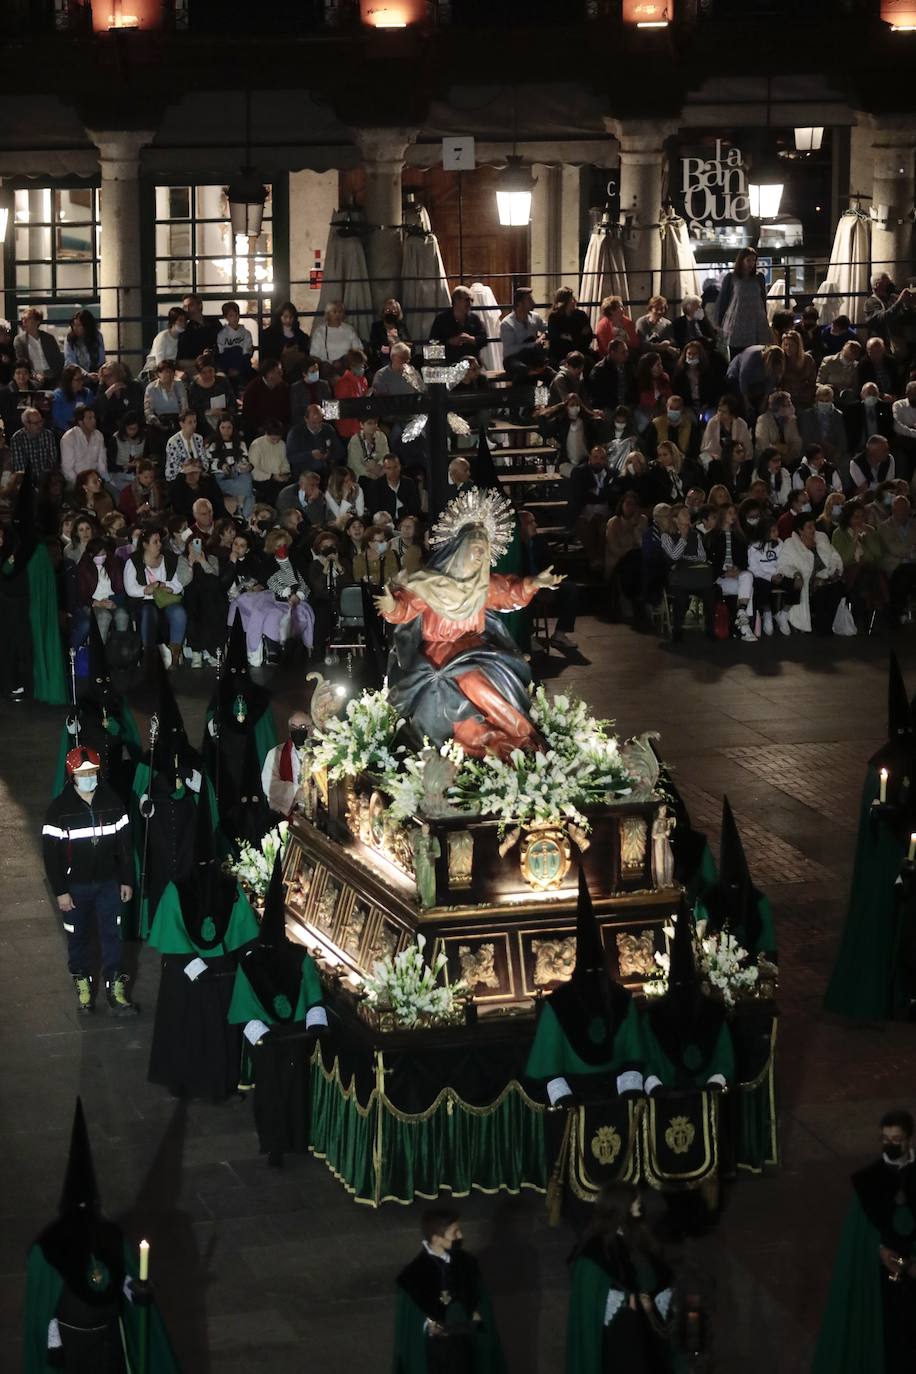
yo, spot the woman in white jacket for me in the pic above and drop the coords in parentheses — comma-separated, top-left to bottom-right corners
(310, 302, 363, 376)
(775, 513, 848, 634)
(755, 448, 793, 511)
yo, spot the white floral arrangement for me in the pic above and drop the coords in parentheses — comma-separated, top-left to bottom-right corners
(643, 924, 760, 1009)
(307, 685, 404, 782)
(226, 822, 289, 899)
(362, 934, 469, 1027)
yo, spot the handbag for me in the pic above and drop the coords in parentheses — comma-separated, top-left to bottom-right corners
(152, 585, 182, 609)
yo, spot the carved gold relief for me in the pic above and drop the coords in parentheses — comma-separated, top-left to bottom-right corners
(531, 936, 576, 986)
(457, 942, 500, 990)
(619, 816, 648, 875)
(342, 904, 368, 956)
(616, 929, 657, 978)
(447, 831, 474, 888)
(315, 877, 340, 930)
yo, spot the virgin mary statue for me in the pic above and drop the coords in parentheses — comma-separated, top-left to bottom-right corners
(374, 489, 562, 759)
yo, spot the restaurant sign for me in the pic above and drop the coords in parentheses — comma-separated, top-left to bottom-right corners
(680, 140, 751, 234)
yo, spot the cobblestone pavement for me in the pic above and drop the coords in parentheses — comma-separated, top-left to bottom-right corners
(1, 623, 914, 1373)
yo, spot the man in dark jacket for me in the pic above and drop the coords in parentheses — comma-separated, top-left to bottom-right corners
(429, 286, 488, 364)
(42, 746, 136, 1015)
(568, 443, 612, 575)
(368, 454, 421, 521)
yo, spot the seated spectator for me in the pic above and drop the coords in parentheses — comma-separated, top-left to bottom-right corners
(275, 508, 312, 569)
(71, 537, 129, 649)
(850, 434, 896, 494)
(859, 336, 900, 400)
(368, 454, 421, 522)
(119, 460, 166, 524)
(277, 470, 328, 526)
(259, 302, 311, 382)
(180, 524, 225, 667)
(220, 528, 263, 608)
(500, 286, 549, 377)
(368, 298, 412, 373)
(391, 513, 424, 575)
(747, 513, 788, 635)
(706, 483, 732, 515)
(588, 340, 637, 412)
(595, 295, 639, 357)
(662, 502, 716, 641)
(353, 524, 401, 584)
(0, 361, 38, 439)
(634, 351, 672, 425)
(123, 525, 187, 668)
(780, 329, 817, 411)
(549, 351, 589, 407)
(545, 286, 593, 367)
(207, 414, 254, 518)
(287, 402, 345, 478)
(189, 497, 217, 544)
(289, 357, 332, 427)
(169, 456, 223, 524)
(94, 361, 142, 438)
(178, 293, 220, 369)
(863, 480, 900, 526)
(311, 301, 364, 378)
(216, 300, 254, 384)
(73, 469, 113, 522)
(143, 360, 188, 453)
(447, 457, 474, 495)
(793, 442, 843, 495)
(755, 391, 802, 466)
(101, 510, 128, 548)
(569, 443, 613, 574)
(164, 410, 210, 481)
(635, 295, 675, 358)
(707, 502, 755, 641)
(14, 308, 64, 386)
(188, 353, 234, 436)
(515, 508, 579, 651)
(604, 406, 642, 470)
(700, 396, 753, 474)
(64, 308, 105, 381)
(646, 440, 686, 506)
(892, 379, 916, 469)
(776, 488, 816, 541)
(604, 490, 647, 598)
(640, 502, 674, 614)
(671, 294, 717, 352)
(241, 359, 289, 443)
(347, 415, 389, 480)
(755, 448, 792, 510)
(725, 344, 786, 421)
(64, 514, 100, 565)
(107, 412, 148, 488)
(141, 306, 187, 378)
(326, 464, 365, 526)
(341, 514, 366, 566)
(541, 391, 600, 469)
(671, 341, 722, 415)
(10, 408, 59, 476)
(51, 366, 95, 435)
(844, 382, 894, 456)
(776, 512, 846, 635)
(643, 395, 701, 466)
(831, 498, 886, 619)
(60, 405, 108, 486)
(798, 304, 825, 364)
(817, 491, 846, 538)
(737, 495, 766, 543)
(816, 341, 862, 400)
(877, 493, 916, 625)
(819, 314, 858, 357)
(799, 384, 849, 471)
(307, 529, 351, 659)
(247, 419, 291, 505)
(608, 449, 649, 508)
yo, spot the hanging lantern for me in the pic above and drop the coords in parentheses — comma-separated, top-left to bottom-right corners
(794, 127, 824, 152)
(360, 0, 425, 25)
(226, 171, 268, 239)
(91, 0, 161, 30)
(622, 0, 672, 26)
(882, 1, 916, 31)
(748, 177, 784, 220)
(495, 157, 536, 227)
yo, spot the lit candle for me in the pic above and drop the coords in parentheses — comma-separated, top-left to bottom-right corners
(139, 1239, 149, 1282)
(909, 834, 916, 862)
(880, 768, 888, 803)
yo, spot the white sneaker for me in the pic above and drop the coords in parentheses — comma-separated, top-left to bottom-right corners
(247, 646, 263, 668)
(735, 613, 757, 643)
(775, 609, 791, 636)
(550, 631, 578, 651)
(762, 610, 774, 637)
(158, 643, 172, 670)
(191, 652, 203, 669)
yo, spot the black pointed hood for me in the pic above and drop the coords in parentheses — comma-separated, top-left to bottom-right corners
(359, 581, 387, 692)
(702, 797, 763, 952)
(889, 652, 909, 737)
(210, 613, 270, 722)
(240, 849, 304, 1021)
(12, 459, 35, 543)
(259, 850, 288, 949)
(224, 727, 272, 846)
(60, 1097, 100, 1216)
(149, 653, 200, 790)
(718, 797, 751, 893)
(469, 424, 503, 494)
(647, 898, 726, 1071)
(546, 867, 632, 1067)
(155, 651, 186, 749)
(226, 612, 249, 678)
(870, 653, 914, 774)
(175, 787, 236, 949)
(667, 897, 699, 995)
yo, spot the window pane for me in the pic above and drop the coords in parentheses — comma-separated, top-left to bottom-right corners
(16, 225, 52, 260)
(156, 223, 192, 258)
(198, 256, 236, 288)
(169, 186, 191, 218)
(55, 188, 95, 223)
(157, 259, 193, 289)
(17, 265, 52, 293)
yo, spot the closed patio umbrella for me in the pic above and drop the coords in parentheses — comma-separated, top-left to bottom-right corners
(812, 209, 872, 326)
(579, 217, 630, 329)
(401, 206, 451, 343)
(660, 213, 702, 304)
(318, 211, 375, 340)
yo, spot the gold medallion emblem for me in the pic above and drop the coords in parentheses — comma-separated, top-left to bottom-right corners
(519, 826, 571, 891)
(664, 1115, 696, 1155)
(590, 1125, 623, 1166)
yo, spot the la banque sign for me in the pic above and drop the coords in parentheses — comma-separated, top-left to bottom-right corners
(680, 140, 751, 233)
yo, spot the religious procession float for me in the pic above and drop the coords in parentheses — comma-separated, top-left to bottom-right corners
(235, 488, 779, 1208)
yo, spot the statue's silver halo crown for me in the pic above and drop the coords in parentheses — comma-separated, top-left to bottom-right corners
(429, 488, 514, 565)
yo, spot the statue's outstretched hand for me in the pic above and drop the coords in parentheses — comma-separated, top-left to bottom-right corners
(374, 586, 397, 617)
(534, 566, 564, 589)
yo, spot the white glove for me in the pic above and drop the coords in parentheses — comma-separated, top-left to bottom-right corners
(184, 957, 207, 981)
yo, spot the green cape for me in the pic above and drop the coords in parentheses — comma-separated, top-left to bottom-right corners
(147, 881, 259, 957)
(27, 543, 67, 706)
(23, 1239, 181, 1374)
(227, 955, 323, 1027)
(694, 891, 776, 959)
(642, 1017, 735, 1088)
(204, 704, 278, 772)
(810, 1196, 885, 1374)
(525, 998, 644, 1081)
(392, 1285, 506, 1374)
(566, 1255, 611, 1374)
(824, 768, 905, 1021)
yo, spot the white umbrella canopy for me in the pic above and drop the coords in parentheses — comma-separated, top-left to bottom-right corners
(401, 207, 451, 342)
(469, 281, 503, 372)
(812, 210, 872, 326)
(579, 222, 630, 329)
(318, 212, 375, 338)
(660, 214, 702, 304)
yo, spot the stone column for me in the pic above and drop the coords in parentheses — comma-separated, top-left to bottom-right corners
(86, 128, 155, 372)
(530, 164, 586, 305)
(606, 118, 678, 315)
(868, 119, 916, 286)
(351, 126, 417, 312)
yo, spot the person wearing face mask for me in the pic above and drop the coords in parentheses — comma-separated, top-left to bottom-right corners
(799, 384, 849, 472)
(754, 390, 802, 467)
(235, 527, 315, 667)
(671, 341, 722, 414)
(307, 530, 351, 660)
(353, 524, 400, 584)
(644, 393, 701, 469)
(261, 710, 313, 818)
(846, 381, 895, 453)
(72, 537, 130, 648)
(831, 499, 886, 623)
(332, 348, 370, 440)
(792, 442, 842, 497)
(368, 297, 412, 373)
(812, 1108, 916, 1374)
(603, 405, 639, 469)
(288, 355, 332, 427)
(746, 511, 787, 635)
(42, 747, 136, 1015)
